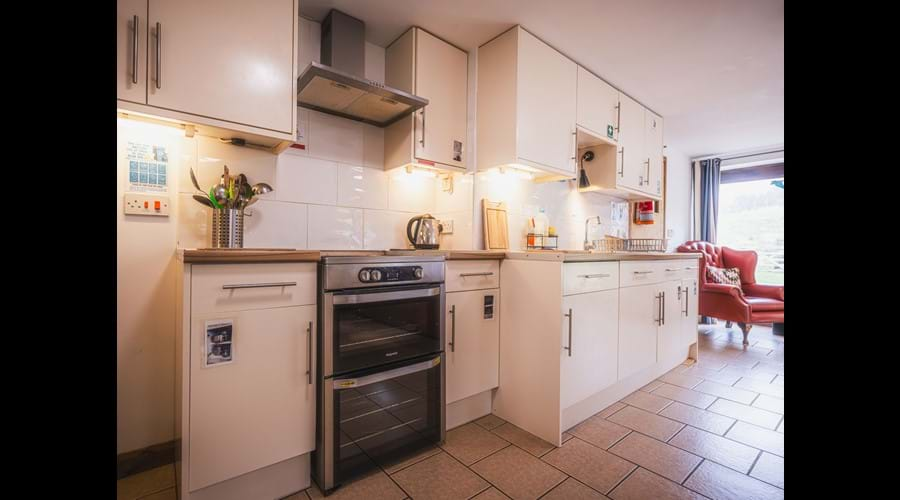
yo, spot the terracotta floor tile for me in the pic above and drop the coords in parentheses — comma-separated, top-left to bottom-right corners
(597, 401, 627, 419)
(475, 414, 507, 431)
(621, 390, 674, 413)
(682, 366, 741, 386)
(542, 477, 610, 499)
(708, 399, 781, 430)
(381, 444, 443, 474)
(542, 438, 636, 494)
(640, 380, 664, 393)
(608, 432, 701, 483)
(689, 359, 728, 371)
(569, 415, 632, 449)
(136, 488, 176, 500)
(721, 366, 776, 383)
(751, 360, 784, 376)
(658, 372, 704, 390)
(470, 445, 566, 499)
(607, 405, 684, 442)
(117, 464, 175, 500)
(308, 469, 406, 500)
(562, 431, 575, 443)
(491, 422, 555, 457)
(659, 401, 736, 435)
(693, 381, 758, 405)
(651, 383, 717, 409)
(282, 491, 311, 500)
(772, 375, 784, 386)
(669, 425, 760, 474)
(471, 487, 511, 499)
(776, 420, 784, 433)
(750, 452, 784, 489)
(751, 394, 784, 415)
(391, 451, 489, 500)
(609, 467, 705, 500)
(726, 421, 784, 457)
(734, 378, 784, 399)
(684, 460, 784, 500)
(440, 422, 510, 465)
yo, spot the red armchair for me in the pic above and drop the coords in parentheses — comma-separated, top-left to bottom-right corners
(677, 241, 784, 346)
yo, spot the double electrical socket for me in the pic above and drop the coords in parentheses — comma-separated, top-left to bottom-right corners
(440, 219, 454, 234)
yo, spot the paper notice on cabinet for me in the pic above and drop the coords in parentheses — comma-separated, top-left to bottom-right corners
(205, 319, 234, 367)
(127, 141, 168, 193)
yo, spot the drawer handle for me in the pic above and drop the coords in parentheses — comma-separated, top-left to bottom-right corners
(665, 268, 681, 272)
(564, 308, 573, 357)
(459, 272, 494, 277)
(449, 305, 456, 352)
(684, 266, 697, 270)
(633, 271, 654, 275)
(222, 281, 297, 290)
(578, 273, 610, 279)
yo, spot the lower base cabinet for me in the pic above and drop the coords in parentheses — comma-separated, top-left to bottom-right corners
(618, 284, 659, 380)
(560, 289, 618, 409)
(445, 288, 500, 404)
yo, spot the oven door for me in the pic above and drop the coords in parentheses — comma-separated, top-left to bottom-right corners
(322, 353, 445, 492)
(324, 284, 444, 376)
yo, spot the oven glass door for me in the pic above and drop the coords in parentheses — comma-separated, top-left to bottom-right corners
(329, 354, 444, 486)
(330, 285, 442, 375)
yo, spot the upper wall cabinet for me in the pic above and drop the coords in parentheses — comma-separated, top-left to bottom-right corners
(576, 67, 619, 143)
(116, 0, 297, 147)
(645, 110, 664, 197)
(384, 27, 468, 172)
(477, 27, 577, 178)
(617, 93, 646, 193)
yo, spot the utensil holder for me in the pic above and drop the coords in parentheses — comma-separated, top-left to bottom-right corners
(211, 208, 244, 248)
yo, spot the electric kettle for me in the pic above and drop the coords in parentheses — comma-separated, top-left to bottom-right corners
(406, 214, 442, 249)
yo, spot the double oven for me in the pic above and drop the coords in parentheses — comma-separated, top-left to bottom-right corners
(313, 256, 446, 494)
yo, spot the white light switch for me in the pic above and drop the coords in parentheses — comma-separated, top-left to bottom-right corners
(124, 193, 170, 216)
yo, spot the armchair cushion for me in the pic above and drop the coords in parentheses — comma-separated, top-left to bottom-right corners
(746, 297, 783, 312)
(743, 283, 784, 301)
(706, 265, 741, 286)
(703, 283, 745, 299)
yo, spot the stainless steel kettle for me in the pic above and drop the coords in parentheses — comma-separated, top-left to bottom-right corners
(406, 214, 442, 249)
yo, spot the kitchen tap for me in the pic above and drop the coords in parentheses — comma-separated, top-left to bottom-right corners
(584, 216, 602, 251)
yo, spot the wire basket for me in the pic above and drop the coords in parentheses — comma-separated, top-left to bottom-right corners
(526, 233, 559, 250)
(211, 208, 244, 248)
(595, 238, 667, 253)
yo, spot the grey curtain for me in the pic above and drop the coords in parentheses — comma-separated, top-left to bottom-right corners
(699, 158, 721, 243)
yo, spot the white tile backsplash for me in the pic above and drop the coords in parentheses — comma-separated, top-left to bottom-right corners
(177, 192, 209, 249)
(388, 169, 437, 213)
(275, 155, 338, 205)
(195, 136, 276, 193)
(363, 124, 385, 169)
(244, 200, 308, 249)
(307, 110, 365, 165)
(337, 164, 388, 209)
(364, 210, 413, 250)
(308, 205, 364, 249)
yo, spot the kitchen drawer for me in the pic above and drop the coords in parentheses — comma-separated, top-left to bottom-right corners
(191, 263, 316, 314)
(563, 262, 619, 295)
(659, 262, 700, 281)
(446, 260, 500, 292)
(620, 261, 666, 287)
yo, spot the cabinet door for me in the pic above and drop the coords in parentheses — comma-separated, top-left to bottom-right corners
(645, 111, 664, 196)
(576, 67, 619, 142)
(446, 289, 500, 404)
(148, 0, 295, 133)
(618, 284, 658, 380)
(189, 305, 316, 491)
(415, 29, 468, 169)
(657, 281, 683, 364)
(117, 0, 147, 103)
(617, 93, 646, 191)
(561, 290, 618, 409)
(516, 28, 577, 175)
(682, 278, 699, 348)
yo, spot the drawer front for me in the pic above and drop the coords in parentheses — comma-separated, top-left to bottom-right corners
(680, 262, 701, 280)
(563, 262, 619, 295)
(620, 261, 666, 287)
(446, 260, 501, 292)
(192, 263, 317, 314)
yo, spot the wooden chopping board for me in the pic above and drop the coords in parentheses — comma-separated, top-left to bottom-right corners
(482, 199, 509, 250)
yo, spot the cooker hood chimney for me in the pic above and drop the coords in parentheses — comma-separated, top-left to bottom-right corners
(297, 10, 428, 127)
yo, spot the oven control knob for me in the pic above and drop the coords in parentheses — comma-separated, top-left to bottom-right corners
(359, 269, 371, 282)
(414, 267, 423, 279)
(370, 269, 383, 281)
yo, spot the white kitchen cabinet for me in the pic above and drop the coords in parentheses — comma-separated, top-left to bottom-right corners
(385, 27, 468, 171)
(617, 93, 646, 192)
(560, 289, 618, 409)
(477, 26, 577, 177)
(117, 0, 297, 145)
(618, 284, 659, 380)
(445, 288, 500, 404)
(681, 277, 699, 349)
(576, 67, 619, 142)
(656, 280, 683, 365)
(645, 110, 664, 197)
(117, 0, 147, 104)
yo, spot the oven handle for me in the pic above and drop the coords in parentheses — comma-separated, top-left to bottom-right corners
(332, 356, 440, 389)
(332, 286, 441, 305)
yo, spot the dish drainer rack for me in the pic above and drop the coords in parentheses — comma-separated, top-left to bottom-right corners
(596, 238, 668, 253)
(526, 233, 559, 250)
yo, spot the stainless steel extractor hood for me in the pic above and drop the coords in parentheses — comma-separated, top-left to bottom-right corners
(297, 10, 428, 127)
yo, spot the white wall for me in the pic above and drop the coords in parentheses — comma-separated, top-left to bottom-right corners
(663, 146, 691, 250)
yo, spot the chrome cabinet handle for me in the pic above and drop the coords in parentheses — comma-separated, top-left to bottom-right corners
(684, 266, 697, 270)
(677, 286, 682, 300)
(633, 270, 654, 275)
(570, 130, 577, 161)
(614, 102, 621, 133)
(154, 22, 161, 89)
(419, 108, 426, 147)
(654, 293, 661, 325)
(222, 281, 297, 290)
(661, 291, 665, 325)
(459, 272, 494, 277)
(564, 308, 573, 357)
(449, 305, 456, 352)
(131, 15, 139, 84)
(618, 148, 625, 177)
(578, 273, 610, 279)
(306, 321, 313, 384)
(683, 290, 689, 317)
(644, 159, 650, 185)
(665, 268, 682, 272)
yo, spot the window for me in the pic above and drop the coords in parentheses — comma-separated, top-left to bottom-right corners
(717, 178, 784, 285)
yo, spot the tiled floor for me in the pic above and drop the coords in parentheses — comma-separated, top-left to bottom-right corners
(117, 324, 783, 500)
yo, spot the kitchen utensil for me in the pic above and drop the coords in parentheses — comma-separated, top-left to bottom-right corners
(251, 183, 273, 196)
(193, 194, 215, 208)
(211, 208, 244, 248)
(189, 167, 204, 193)
(213, 184, 229, 207)
(406, 214, 442, 249)
(208, 186, 223, 209)
(482, 200, 509, 250)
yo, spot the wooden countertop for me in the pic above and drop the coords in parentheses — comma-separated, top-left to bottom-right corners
(383, 249, 508, 260)
(179, 249, 383, 263)
(504, 250, 703, 262)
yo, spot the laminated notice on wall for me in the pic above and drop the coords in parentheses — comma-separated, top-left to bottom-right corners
(127, 141, 168, 193)
(205, 319, 234, 367)
(608, 201, 629, 239)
